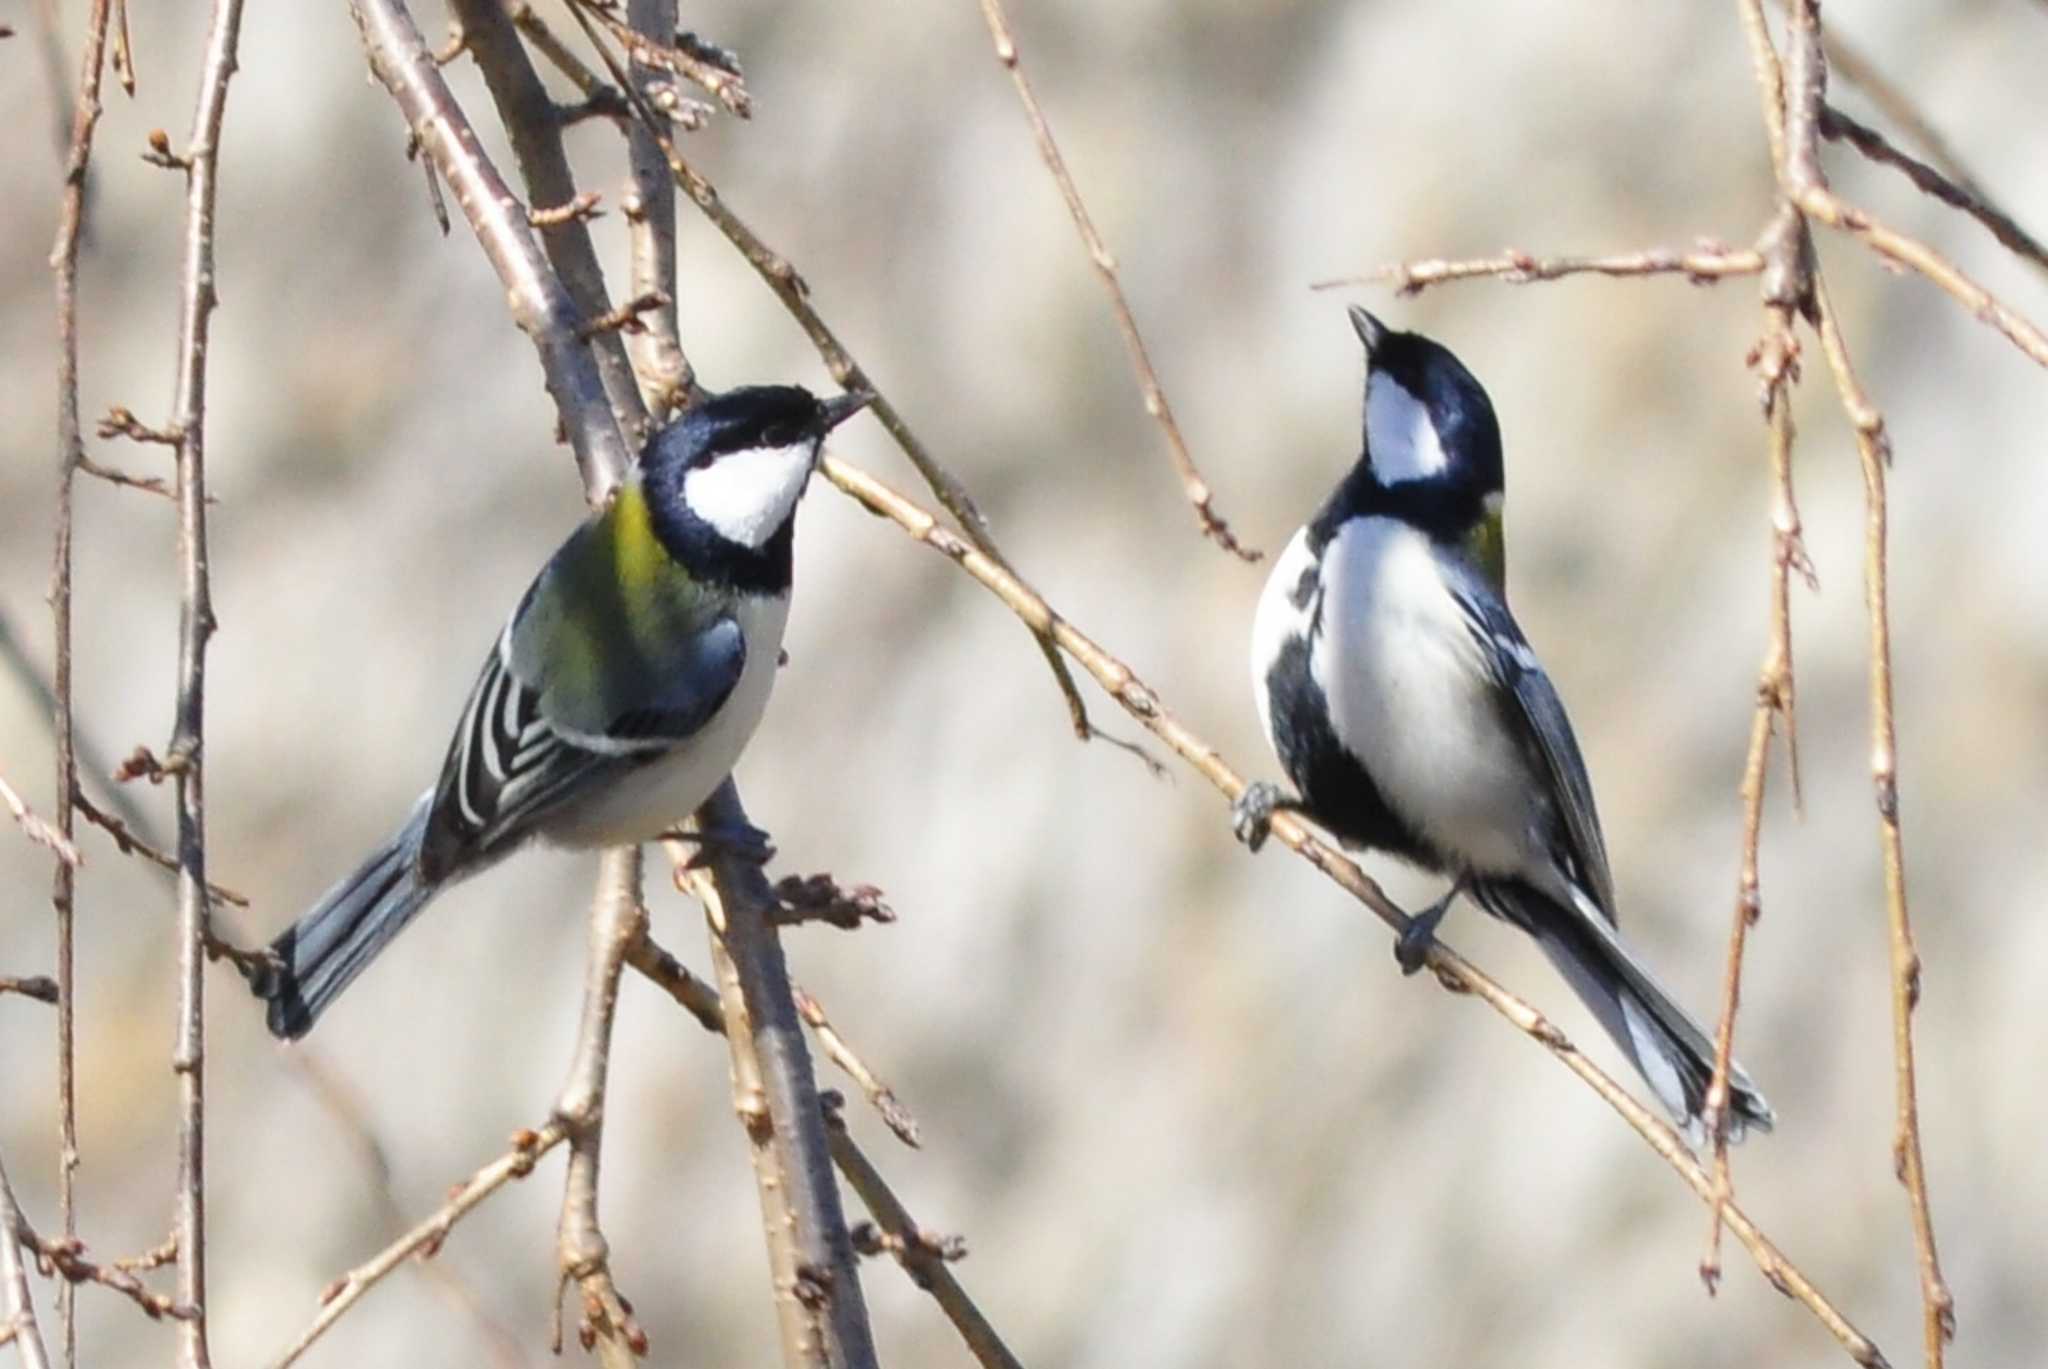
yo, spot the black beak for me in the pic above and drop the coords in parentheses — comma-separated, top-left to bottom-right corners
(820, 390, 875, 431)
(1347, 305, 1388, 358)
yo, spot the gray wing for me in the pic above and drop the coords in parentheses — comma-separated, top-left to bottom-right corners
(418, 611, 746, 883)
(1448, 579, 1617, 919)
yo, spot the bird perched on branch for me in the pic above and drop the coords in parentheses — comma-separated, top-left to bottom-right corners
(248, 384, 870, 1039)
(1233, 307, 1772, 1140)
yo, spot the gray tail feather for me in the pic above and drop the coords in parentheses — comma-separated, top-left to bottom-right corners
(247, 795, 437, 1040)
(1478, 882, 1775, 1141)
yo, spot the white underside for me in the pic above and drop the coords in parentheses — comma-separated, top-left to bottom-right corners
(537, 592, 791, 846)
(1298, 515, 1547, 876)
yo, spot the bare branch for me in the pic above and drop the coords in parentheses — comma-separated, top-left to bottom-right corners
(48, 2, 117, 1359)
(268, 1126, 567, 1369)
(69, 791, 249, 907)
(572, 12, 1098, 741)
(572, 2, 750, 117)
(793, 989, 919, 1149)
(0, 977, 62, 1006)
(19, 1230, 193, 1325)
(0, 1149, 53, 1369)
(821, 453, 1890, 1367)
(162, 0, 251, 1360)
(551, 848, 649, 1366)
(1703, 204, 1813, 1292)
(1809, 269, 1955, 1363)
(350, 0, 635, 493)
(824, 1106, 1020, 1369)
(623, 935, 1015, 1361)
(671, 781, 878, 1369)
(1314, 244, 1765, 294)
(1820, 104, 2048, 274)
(1, 773, 81, 869)
(622, 0, 694, 417)
(974, 0, 1258, 561)
(1773, 2, 2047, 369)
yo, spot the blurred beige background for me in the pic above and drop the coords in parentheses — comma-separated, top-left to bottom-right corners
(4, 2, 2046, 1365)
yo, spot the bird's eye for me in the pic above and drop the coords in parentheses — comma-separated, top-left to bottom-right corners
(755, 422, 803, 450)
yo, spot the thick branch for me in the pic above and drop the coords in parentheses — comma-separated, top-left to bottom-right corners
(442, 0, 651, 451)
(673, 781, 876, 1369)
(350, 0, 635, 493)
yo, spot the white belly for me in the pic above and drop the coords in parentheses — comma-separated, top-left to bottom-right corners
(538, 592, 791, 847)
(1313, 517, 1539, 875)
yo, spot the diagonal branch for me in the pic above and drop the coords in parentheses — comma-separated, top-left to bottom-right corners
(821, 454, 1890, 1368)
(568, 3, 1097, 742)
(624, 932, 1018, 1367)
(350, 0, 635, 494)
(268, 1125, 567, 1369)
(974, 0, 1257, 562)
(1, 1148, 54, 1369)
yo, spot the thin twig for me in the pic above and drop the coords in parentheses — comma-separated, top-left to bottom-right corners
(1773, 2, 2047, 369)
(571, 10, 1097, 741)
(671, 782, 878, 1369)
(164, 1, 248, 1361)
(622, 0, 694, 417)
(1313, 244, 1766, 294)
(267, 1125, 567, 1369)
(1820, 105, 2048, 275)
(442, 0, 652, 454)
(1810, 269, 1956, 1364)
(351, 0, 636, 492)
(570, 1, 749, 117)
(1703, 204, 1813, 1293)
(0, 977, 62, 1006)
(69, 791, 249, 906)
(551, 848, 648, 1366)
(0, 1148, 53, 1369)
(975, 0, 1256, 561)
(47, 3, 114, 1360)
(277, 1052, 535, 1368)
(1773, 7, 1955, 1357)
(1, 773, 81, 868)
(822, 454, 1889, 1367)
(17, 1229, 193, 1325)
(823, 1108, 1020, 1369)
(793, 988, 919, 1149)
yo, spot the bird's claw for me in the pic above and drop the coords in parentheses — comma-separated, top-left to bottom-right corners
(675, 820, 777, 870)
(1231, 781, 1288, 852)
(1394, 884, 1461, 976)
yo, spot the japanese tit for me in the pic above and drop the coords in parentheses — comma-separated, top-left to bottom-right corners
(1234, 307, 1771, 1140)
(249, 384, 870, 1039)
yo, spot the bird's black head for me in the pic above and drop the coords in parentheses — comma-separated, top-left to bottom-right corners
(1324, 307, 1506, 582)
(639, 384, 870, 590)
(641, 384, 870, 552)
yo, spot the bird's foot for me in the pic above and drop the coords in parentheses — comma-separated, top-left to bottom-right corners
(1394, 881, 1463, 976)
(1231, 782, 1302, 853)
(671, 820, 777, 870)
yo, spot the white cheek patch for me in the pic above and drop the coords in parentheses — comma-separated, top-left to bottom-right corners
(1365, 377, 1448, 484)
(682, 443, 816, 548)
